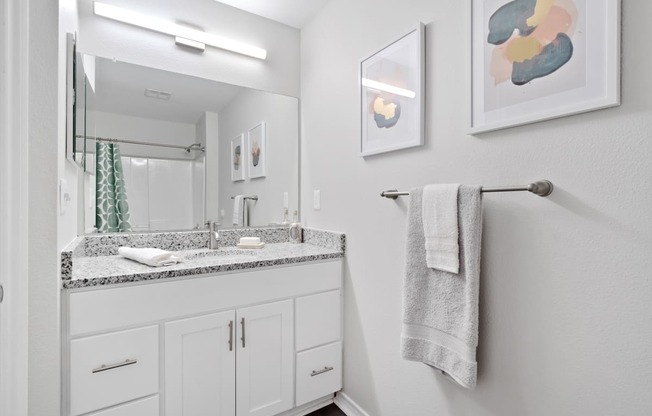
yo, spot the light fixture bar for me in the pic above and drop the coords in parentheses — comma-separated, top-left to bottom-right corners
(361, 78, 416, 99)
(93, 2, 267, 60)
(175, 36, 206, 51)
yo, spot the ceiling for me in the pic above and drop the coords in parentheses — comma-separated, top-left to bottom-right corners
(87, 57, 243, 124)
(214, 0, 330, 29)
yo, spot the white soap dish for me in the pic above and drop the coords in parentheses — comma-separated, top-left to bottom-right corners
(236, 242, 265, 249)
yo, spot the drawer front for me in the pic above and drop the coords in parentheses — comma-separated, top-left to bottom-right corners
(296, 342, 342, 406)
(295, 290, 341, 351)
(70, 326, 159, 416)
(88, 396, 159, 416)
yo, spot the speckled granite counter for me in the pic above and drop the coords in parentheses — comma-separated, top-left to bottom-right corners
(61, 228, 345, 289)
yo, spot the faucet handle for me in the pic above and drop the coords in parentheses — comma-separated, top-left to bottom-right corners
(205, 221, 221, 234)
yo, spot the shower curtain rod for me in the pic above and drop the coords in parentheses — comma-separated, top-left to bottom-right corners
(380, 180, 554, 199)
(79, 135, 205, 153)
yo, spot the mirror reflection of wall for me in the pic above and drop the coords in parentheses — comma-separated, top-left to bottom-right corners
(77, 55, 299, 233)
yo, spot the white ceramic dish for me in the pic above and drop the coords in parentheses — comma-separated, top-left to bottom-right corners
(236, 242, 266, 249)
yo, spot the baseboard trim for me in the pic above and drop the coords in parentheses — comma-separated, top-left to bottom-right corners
(277, 395, 334, 416)
(334, 392, 371, 416)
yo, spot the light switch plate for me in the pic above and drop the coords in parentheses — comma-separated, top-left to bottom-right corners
(59, 179, 69, 216)
(313, 190, 321, 210)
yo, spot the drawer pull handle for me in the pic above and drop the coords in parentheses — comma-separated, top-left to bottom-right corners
(311, 366, 334, 377)
(228, 320, 234, 351)
(240, 318, 246, 348)
(92, 359, 138, 374)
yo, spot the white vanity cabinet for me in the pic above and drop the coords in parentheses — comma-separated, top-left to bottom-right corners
(62, 260, 342, 416)
(164, 311, 236, 416)
(236, 301, 295, 416)
(164, 301, 294, 416)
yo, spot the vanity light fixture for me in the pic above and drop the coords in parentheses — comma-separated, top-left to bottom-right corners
(361, 78, 416, 99)
(93, 2, 267, 60)
(175, 36, 206, 52)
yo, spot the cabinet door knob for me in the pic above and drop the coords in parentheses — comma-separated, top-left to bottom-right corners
(240, 318, 246, 348)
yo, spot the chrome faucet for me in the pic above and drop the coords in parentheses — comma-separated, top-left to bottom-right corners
(205, 221, 220, 249)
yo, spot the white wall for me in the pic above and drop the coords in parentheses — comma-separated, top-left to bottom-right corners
(1, 1, 30, 414)
(87, 111, 198, 160)
(217, 89, 299, 226)
(203, 112, 220, 222)
(77, 0, 300, 97)
(192, 156, 205, 228)
(31, 0, 61, 414)
(59, 0, 81, 250)
(301, 1, 652, 415)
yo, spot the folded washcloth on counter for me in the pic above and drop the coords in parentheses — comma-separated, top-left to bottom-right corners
(118, 247, 184, 267)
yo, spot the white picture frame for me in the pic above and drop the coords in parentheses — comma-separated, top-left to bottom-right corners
(230, 133, 245, 181)
(469, 0, 621, 134)
(360, 23, 425, 157)
(247, 121, 266, 179)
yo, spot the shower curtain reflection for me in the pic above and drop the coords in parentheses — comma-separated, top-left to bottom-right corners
(95, 142, 132, 233)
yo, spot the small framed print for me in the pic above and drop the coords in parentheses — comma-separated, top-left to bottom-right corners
(247, 121, 266, 179)
(360, 23, 425, 157)
(231, 133, 245, 182)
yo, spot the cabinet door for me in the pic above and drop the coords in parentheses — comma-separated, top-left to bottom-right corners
(165, 311, 236, 416)
(236, 300, 294, 416)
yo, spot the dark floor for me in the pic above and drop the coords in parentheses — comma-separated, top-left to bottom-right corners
(309, 404, 347, 415)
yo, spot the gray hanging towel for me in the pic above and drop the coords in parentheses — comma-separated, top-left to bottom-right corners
(401, 185, 483, 389)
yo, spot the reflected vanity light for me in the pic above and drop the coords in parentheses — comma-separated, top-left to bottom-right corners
(361, 78, 416, 99)
(93, 2, 267, 60)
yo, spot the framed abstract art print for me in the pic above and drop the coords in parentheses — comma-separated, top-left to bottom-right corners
(231, 134, 245, 182)
(470, 0, 620, 133)
(360, 23, 425, 156)
(248, 121, 266, 179)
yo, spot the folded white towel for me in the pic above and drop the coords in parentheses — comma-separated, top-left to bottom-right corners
(402, 185, 483, 389)
(118, 247, 183, 267)
(422, 184, 460, 273)
(233, 195, 247, 227)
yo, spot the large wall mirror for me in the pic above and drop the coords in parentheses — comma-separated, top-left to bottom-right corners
(75, 54, 299, 233)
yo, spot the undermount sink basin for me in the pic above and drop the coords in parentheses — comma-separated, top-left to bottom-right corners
(184, 248, 259, 260)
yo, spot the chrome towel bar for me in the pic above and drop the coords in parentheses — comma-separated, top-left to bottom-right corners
(380, 180, 553, 199)
(230, 195, 259, 201)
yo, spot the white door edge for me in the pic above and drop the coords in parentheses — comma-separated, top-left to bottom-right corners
(0, 0, 30, 415)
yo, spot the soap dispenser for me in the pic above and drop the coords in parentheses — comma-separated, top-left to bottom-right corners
(281, 208, 290, 226)
(289, 210, 302, 244)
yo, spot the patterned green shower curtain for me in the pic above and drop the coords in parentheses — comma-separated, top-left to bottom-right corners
(96, 142, 132, 233)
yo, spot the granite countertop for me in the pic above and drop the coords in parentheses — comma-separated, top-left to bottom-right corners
(62, 228, 345, 289)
